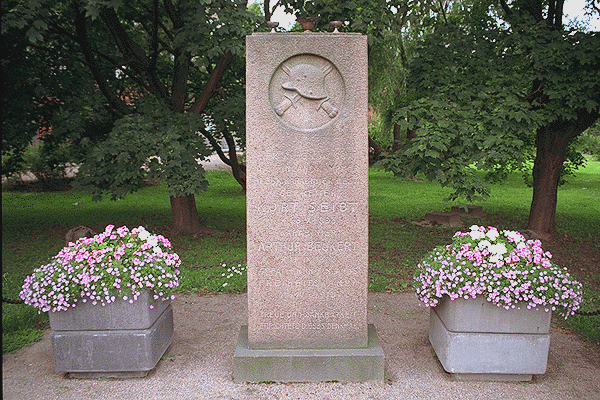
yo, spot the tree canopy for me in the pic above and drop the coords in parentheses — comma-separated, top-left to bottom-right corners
(3, 0, 599, 238)
(2, 0, 262, 234)
(376, 0, 600, 238)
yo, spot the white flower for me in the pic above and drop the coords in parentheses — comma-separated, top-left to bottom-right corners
(503, 230, 523, 243)
(488, 243, 507, 256)
(469, 230, 485, 240)
(147, 237, 158, 247)
(470, 225, 480, 231)
(477, 240, 492, 250)
(138, 230, 150, 240)
(486, 229, 499, 241)
(152, 246, 162, 254)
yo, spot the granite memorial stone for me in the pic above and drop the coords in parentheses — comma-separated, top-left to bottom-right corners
(233, 31, 384, 382)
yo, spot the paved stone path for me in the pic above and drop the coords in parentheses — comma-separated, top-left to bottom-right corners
(3, 292, 599, 400)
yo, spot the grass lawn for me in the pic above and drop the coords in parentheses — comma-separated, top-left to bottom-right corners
(2, 160, 599, 353)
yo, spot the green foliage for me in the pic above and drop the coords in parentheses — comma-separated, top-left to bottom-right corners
(179, 262, 247, 294)
(575, 122, 600, 160)
(563, 284, 600, 345)
(2, 0, 108, 163)
(376, 93, 529, 202)
(21, 139, 77, 179)
(278, 0, 409, 36)
(368, 118, 391, 151)
(2, 97, 109, 181)
(377, 13, 600, 206)
(175, 0, 261, 60)
(48, 88, 116, 156)
(1, 149, 25, 178)
(3, 327, 44, 354)
(368, 29, 411, 142)
(2, 0, 262, 204)
(74, 98, 212, 200)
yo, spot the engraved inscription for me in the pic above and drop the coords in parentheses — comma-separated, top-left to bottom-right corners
(258, 322, 358, 330)
(258, 309, 359, 330)
(253, 177, 355, 187)
(257, 266, 354, 276)
(263, 310, 358, 319)
(256, 201, 358, 214)
(258, 241, 357, 253)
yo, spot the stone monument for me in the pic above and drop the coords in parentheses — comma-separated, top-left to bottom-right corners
(233, 31, 384, 382)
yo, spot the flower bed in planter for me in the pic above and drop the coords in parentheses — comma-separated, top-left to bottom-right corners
(414, 225, 583, 381)
(20, 225, 180, 378)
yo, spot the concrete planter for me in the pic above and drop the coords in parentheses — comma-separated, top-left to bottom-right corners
(49, 291, 174, 378)
(429, 296, 551, 381)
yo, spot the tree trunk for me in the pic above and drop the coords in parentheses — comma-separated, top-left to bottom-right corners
(527, 113, 596, 239)
(527, 125, 569, 240)
(392, 123, 402, 152)
(170, 194, 219, 235)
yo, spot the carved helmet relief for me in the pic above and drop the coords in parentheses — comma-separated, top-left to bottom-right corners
(270, 54, 344, 130)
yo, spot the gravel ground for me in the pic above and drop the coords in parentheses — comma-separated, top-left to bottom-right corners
(202, 154, 232, 171)
(3, 292, 599, 400)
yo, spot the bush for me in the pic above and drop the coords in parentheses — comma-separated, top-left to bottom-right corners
(2, 138, 79, 185)
(1, 148, 26, 178)
(576, 129, 600, 161)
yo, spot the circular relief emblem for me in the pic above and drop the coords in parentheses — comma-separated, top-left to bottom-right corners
(269, 54, 344, 131)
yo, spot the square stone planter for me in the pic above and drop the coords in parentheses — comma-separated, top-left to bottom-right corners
(429, 296, 551, 381)
(49, 291, 173, 378)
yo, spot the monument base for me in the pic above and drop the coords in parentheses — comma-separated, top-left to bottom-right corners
(233, 324, 384, 383)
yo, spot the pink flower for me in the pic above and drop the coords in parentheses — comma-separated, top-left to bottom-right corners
(81, 274, 91, 287)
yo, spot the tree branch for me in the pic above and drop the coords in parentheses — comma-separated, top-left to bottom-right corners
(264, 0, 271, 22)
(98, 7, 149, 73)
(74, 5, 130, 116)
(99, 5, 168, 100)
(438, 0, 448, 24)
(150, 0, 160, 73)
(170, 50, 190, 112)
(554, 0, 565, 30)
(147, 0, 169, 100)
(202, 128, 231, 166)
(163, 0, 184, 28)
(499, 0, 513, 16)
(159, 20, 174, 43)
(190, 50, 233, 114)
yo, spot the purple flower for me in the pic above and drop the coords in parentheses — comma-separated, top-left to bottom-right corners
(413, 225, 582, 318)
(20, 225, 181, 312)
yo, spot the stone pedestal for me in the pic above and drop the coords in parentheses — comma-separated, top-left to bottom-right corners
(234, 32, 383, 382)
(49, 292, 173, 378)
(233, 325, 384, 382)
(429, 296, 551, 381)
